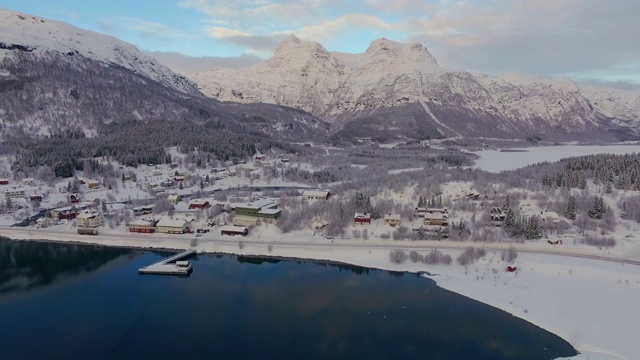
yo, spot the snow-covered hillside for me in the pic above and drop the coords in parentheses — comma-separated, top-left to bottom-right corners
(0, 8, 199, 95)
(579, 84, 640, 127)
(191, 36, 639, 140)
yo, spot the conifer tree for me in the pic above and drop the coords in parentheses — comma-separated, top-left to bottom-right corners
(564, 195, 577, 220)
(588, 196, 605, 219)
(524, 217, 542, 240)
(504, 208, 516, 232)
(502, 194, 511, 213)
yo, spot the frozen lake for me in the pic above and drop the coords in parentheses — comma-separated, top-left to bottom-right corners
(474, 144, 640, 172)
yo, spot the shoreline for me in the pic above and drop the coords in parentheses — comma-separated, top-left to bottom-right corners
(2, 227, 639, 359)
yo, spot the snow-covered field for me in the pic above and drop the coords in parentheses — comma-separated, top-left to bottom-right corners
(474, 144, 640, 173)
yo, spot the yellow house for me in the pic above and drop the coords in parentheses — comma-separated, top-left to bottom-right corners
(384, 214, 401, 227)
(167, 194, 181, 204)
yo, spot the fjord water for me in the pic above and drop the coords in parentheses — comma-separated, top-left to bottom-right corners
(0, 239, 576, 360)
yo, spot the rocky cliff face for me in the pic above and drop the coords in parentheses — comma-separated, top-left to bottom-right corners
(191, 36, 638, 141)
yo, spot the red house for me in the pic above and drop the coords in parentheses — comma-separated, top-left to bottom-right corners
(354, 212, 371, 225)
(189, 199, 211, 209)
(30, 195, 43, 202)
(255, 155, 266, 161)
(68, 194, 80, 204)
(0, 179, 9, 185)
(58, 210, 77, 220)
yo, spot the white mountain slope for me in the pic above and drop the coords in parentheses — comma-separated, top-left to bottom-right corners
(578, 84, 640, 127)
(0, 8, 199, 95)
(194, 35, 347, 115)
(191, 36, 638, 139)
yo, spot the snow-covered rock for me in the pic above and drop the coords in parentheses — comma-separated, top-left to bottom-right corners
(0, 8, 199, 95)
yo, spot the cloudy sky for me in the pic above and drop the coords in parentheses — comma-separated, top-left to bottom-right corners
(3, 0, 639, 86)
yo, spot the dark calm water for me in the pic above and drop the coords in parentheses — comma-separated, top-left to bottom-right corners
(0, 239, 577, 360)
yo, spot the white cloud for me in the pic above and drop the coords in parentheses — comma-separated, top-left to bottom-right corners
(146, 51, 262, 73)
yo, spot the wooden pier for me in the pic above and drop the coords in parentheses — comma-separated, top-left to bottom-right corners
(138, 249, 196, 276)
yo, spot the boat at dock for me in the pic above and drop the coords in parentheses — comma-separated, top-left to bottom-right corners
(138, 249, 196, 276)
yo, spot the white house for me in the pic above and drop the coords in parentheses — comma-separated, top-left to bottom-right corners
(36, 217, 54, 228)
(303, 190, 331, 200)
(4, 188, 25, 200)
(155, 218, 190, 234)
(76, 211, 104, 228)
(22, 178, 35, 186)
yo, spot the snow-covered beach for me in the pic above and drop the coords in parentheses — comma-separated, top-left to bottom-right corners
(3, 225, 639, 360)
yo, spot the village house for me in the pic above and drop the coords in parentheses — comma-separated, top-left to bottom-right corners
(423, 213, 449, 226)
(22, 177, 35, 186)
(490, 207, 506, 225)
(128, 219, 156, 233)
(234, 198, 281, 226)
(167, 194, 181, 204)
(302, 190, 331, 200)
(542, 211, 560, 225)
(189, 199, 211, 209)
(384, 213, 401, 227)
(30, 194, 43, 202)
(155, 218, 190, 234)
(0, 179, 9, 185)
(161, 180, 175, 188)
(76, 211, 104, 228)
(220, 225, 249, 236)
(354, 212, 371, 225)
(57, 209, 77, 220)
(36, 217, 54, 228)
(68, 193, 80, 204)
(4, 188, 25, 200)
(87, 180, 100, 189)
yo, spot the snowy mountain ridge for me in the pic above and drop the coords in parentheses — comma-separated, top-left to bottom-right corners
(0, 8, 199, 95)
(191, 35, 640, 140)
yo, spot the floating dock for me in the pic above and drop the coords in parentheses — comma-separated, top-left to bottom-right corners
(138, 249, 196, 276)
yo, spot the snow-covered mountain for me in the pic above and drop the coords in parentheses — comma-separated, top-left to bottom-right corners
(578, 84, 640, 128)
(194, 34, 348, 116)
(0, 8, 198, 95)
(191, 36, 638, 140)
(0, 8, 330, 142)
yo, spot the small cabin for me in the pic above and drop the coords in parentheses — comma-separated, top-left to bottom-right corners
(220, 225, 249, 236)
(354, 212, 371, 225)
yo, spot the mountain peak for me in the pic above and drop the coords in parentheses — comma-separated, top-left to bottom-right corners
(270, 34, 331, 65)
(282, 34, 302, 45)
(359, 37, 439, 71)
